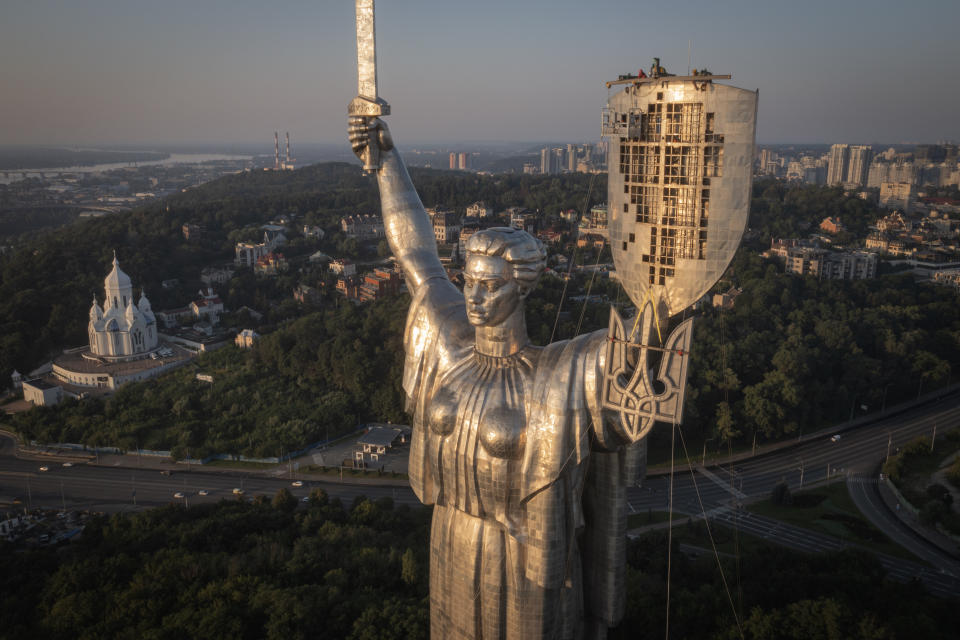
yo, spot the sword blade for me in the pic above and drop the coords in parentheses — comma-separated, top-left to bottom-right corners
(355, 0, 378, 100)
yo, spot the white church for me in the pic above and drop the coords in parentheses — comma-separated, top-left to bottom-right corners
(46, 253, 192, 395)
(87, 253, 158, 359)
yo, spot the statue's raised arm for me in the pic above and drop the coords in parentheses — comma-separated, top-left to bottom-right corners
(348, 117, 447, 293)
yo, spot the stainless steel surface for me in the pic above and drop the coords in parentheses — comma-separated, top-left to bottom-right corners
(604, 79, 758, 317)
(351, 113, 651, 636)
(605, 74, 732, 88)
(348, 0, 390, 171)
(347, 18, 755, 631)
(355, 0, 377, 101)
(601, 304, 692, 440)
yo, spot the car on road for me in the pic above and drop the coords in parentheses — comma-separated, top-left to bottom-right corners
(173, 492, 185, 499)
(830, 434, 842, 442)
(160, 470, 171, 476)
(291, 480, 303, 487)
(62, 462, 73, 467)
(301, 496, 310, 503)
(39, 466, 49, 472)
(198, 490, 209, 496)
(232, 488, 244, 495)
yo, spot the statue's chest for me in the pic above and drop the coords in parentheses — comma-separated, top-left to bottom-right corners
(429, 355, 531, 459)
(426, 351, 536, 514)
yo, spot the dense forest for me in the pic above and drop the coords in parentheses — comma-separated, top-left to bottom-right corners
(0, 163, 600, 383)
(0, 207, 84, 242)
(746, 177, 886, 242)
(674, 250, 960, 456)
(9, 273, 615, 458)
(4, 165, 960, 456)
(1, 497, 956, 639)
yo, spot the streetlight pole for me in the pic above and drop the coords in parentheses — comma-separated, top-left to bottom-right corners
(796, 458, 805, 488)
(886, 432, 892, 462)
(931, 421, 937, 453)
(701, 438, 714, 466)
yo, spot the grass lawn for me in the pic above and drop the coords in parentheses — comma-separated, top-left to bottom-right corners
(626, 510, 674, 528)
(636, 515, 776, 558)
(747, 481, 921, 562)
(889, 430, 960, 537)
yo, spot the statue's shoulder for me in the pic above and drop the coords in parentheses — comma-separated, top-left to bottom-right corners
(405, 278, 471, 353)
(537, 327, 607, 369)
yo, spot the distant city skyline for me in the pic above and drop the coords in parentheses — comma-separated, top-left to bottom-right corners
(1, 0, 958, 147)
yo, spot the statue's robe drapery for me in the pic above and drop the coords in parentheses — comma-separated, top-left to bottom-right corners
(403, 279, 642, 639)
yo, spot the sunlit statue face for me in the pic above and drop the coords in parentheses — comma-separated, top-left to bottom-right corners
(463, 254, 525, 327)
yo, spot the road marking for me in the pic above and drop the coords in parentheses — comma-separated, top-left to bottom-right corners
(694, 464, 747, 499)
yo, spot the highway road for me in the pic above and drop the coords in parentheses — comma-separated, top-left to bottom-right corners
(0, 433, 419, 513)
(629, 392, 960, 517)
(3, 391, 960, 594)
(623, 392, 960, 596)
(3, 394, 958, 518)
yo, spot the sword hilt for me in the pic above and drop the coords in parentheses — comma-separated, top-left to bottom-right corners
(348, 96, 391, 173)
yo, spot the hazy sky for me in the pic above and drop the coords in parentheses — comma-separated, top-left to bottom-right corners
(1, 0, 957, 147)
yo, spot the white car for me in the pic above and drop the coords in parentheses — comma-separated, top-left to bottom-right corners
(830, 434, 841, 442)
(232, 488, 244, 495)
(62, 462, 74, 468)
(39, 466, 49, 472)
(198, 490, 209, 496)
(291, 480, 303, 487)
(173, 492, 185, 499)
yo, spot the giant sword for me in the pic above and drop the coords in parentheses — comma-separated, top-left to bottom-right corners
(348, 0, 390, 173)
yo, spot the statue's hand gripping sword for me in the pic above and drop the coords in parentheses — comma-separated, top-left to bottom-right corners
(348, 0, 390, 173)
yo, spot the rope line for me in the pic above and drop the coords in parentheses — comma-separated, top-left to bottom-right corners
(665, 419, 675, 640)
(574, 229, 606, 337)
(675, 425, 745, 639)
(549, 170, 598, 345)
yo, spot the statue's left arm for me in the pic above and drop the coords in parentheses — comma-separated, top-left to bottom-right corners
(348, 116, 447, 295)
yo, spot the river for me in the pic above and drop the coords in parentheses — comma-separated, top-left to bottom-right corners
(0, 153, 253, 185)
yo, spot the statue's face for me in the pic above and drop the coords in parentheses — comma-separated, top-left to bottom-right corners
(463, 254, 523, 327)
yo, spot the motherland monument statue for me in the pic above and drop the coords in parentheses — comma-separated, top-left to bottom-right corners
(346, 2, 757, 637)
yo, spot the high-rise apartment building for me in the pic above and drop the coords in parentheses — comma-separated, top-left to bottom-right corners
(846, 145, 873, 187)
(553, 148, 566, 173)
(540, 147, 552, 174)
(879, 182, 916, 213)
(867, 161, 889, 188)
(449, 153, 457, 170)
(827, 144, 849, 185)
(567, 144, 577, 171)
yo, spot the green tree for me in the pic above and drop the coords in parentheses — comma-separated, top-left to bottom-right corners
(272, 487, 298, 513)
(401, 548, 420, 587)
